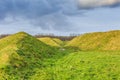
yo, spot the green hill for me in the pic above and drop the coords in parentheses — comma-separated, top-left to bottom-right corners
(53, 38, 63, 45)
(66, 30, 120, 50)
(0, 32, 57, 79)
(38, 37, 63, 47)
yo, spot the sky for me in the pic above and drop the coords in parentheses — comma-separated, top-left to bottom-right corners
(0, 0, 120, 35)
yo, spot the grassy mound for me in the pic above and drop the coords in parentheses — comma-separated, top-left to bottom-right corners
(38, 37, 63, 47)
(66, 30, 120, 51)
(0, 32, 57, 79)
(53, 38, 63, 45)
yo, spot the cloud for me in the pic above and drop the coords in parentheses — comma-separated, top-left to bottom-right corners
(78, 0, 120, 9)
(0, 0, 80, 34)
(0, 0, 61, 19)
(0, 0, 79, 19)
(0, 0, 120, 35)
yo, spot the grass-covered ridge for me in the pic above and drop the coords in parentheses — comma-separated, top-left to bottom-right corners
(0, 32, 58, 79)
(38, 37, 63, 47)
(66, 30, 120, 50)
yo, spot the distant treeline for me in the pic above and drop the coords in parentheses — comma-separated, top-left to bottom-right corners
(34, 33, 80, 41)
(0, 33, 80, 41)
(0, 34, 10, 39)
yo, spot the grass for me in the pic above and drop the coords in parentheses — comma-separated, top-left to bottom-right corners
(53, 38, 63, 45)
(0, 31, 120, 80)
(0, 32, 58, 79)
(30, 51, 120, 80)
(38, 37, 63, 47)
(66, 30, 120, 50)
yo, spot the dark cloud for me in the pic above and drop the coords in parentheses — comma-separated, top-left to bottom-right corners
(0, 0, 80, 32)
(77, 0, 120, 10)
(0, 0, 61, 18)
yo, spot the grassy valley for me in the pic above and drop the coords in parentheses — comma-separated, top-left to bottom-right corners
(0, 30, 120, 80)
(31, 51, 120, 80)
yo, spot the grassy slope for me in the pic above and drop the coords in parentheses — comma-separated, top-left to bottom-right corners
(31, 51, 120, 80)
(0, 31, 120, 80)
(53, 38, 63, 45)
(0, 32, 58, 79)
(66, 30, 120, 50)
(38, 37, 63, 47)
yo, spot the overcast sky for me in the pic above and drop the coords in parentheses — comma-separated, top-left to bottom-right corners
(0, 0, 120, 35)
